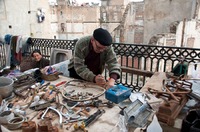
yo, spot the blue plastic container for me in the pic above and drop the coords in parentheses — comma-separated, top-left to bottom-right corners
(105, 84, 131, 104)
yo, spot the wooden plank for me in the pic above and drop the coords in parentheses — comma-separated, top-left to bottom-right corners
(121, 66, 154, 77)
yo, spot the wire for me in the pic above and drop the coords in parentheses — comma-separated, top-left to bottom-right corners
(2, 0, 7, 20)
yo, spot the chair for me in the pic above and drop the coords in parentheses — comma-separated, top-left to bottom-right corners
(50, 48, 72, 65)
(50, 48, 72, 77)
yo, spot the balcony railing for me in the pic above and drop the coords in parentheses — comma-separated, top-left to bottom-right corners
(1, 38, 200, 91)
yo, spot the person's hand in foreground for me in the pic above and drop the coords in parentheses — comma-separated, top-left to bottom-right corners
(95, 75, 115, 89)
(106, 78, 115, 89)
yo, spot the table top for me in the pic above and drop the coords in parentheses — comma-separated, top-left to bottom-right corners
(1, 76, 121, 132)
(1, 72, 192, 132)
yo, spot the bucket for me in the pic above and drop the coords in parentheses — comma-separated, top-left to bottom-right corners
(0, 77, 14, 98)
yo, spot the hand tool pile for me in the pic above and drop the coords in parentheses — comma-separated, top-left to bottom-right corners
(0, 75, 109, 131)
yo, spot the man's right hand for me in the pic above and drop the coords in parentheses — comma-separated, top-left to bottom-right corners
(95, 74, 106, 85)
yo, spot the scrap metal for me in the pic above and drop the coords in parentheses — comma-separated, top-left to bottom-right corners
(148, 77, 192, 126)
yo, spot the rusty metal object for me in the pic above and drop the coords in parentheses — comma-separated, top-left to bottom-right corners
(38, 118, 59, 132)
(7, 116, 25, 130)
(23, 89, 37, 110)
(38, 118, 52, 132)
(148, 78, 192, 126)
(21, 121, 37, 132)
(13, 74, 35, 88)
(48, 126, 59, 132)
(42, 89, 57, 101)
(39, 82, 51, 91)
(14, 87, 31, 99)
(29, 111, 41, 121)
(13, 74, 36, 99)
(148, 87, 177, 102)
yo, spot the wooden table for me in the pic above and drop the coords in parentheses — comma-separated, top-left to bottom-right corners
(1, 72, 191, 132)
(1, 76, 121, 132)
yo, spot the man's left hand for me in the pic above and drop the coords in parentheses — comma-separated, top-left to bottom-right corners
(106, 78, 115, 89)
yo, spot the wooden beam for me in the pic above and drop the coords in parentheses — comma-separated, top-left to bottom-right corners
(121, 66, 154, 77)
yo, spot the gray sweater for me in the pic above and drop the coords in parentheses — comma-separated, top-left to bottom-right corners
(68, 36, 121, 82)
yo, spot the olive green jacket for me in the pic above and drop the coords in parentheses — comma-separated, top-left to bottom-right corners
(68, 36, 121, 82)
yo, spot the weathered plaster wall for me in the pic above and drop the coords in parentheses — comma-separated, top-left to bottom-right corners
(0, 0, 126, 40)
(103, 0, 124, 6)
(144, 0, 195, 44)
(57, 6, 101, 39)
(100, 5, 124, 39)
(125, 2, 144, 44)
(0, 0, 58, 38)
(176, 20, 200, 48)
(0, 0, 30, 36)
(57, 4, 125, 40)
(197, 0, 200, 19)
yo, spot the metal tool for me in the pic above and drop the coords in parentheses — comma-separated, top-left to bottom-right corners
(124, 99, 152, 128)
(63, 116, 87, 124)
(41, 107, 63, 128)
(61, 107, 82, 120)
(55, 81, 67, 87)
(77, 100, 114, 108)
(39, 82, 50, 90)
(60, 102, 80, 114)
(73, 109, 105, 131)
(30, 100, 53, 111)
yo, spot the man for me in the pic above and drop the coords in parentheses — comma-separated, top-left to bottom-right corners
(68, 28, 121, 88)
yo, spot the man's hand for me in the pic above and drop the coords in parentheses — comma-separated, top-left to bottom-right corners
(95, 75, 115, 89)
(106, 78, 115, 89)
(95, 74, 106, 84)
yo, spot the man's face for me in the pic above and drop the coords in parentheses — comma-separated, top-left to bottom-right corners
(32, 52, 42, 61)
(92, 39, 107, 53)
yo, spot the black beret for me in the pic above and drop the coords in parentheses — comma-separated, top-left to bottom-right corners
(93, 28, 112, 46)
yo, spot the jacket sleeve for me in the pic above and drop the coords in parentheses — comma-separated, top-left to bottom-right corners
(73, 38, 96, 82)
(105, 46, 121, 79)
